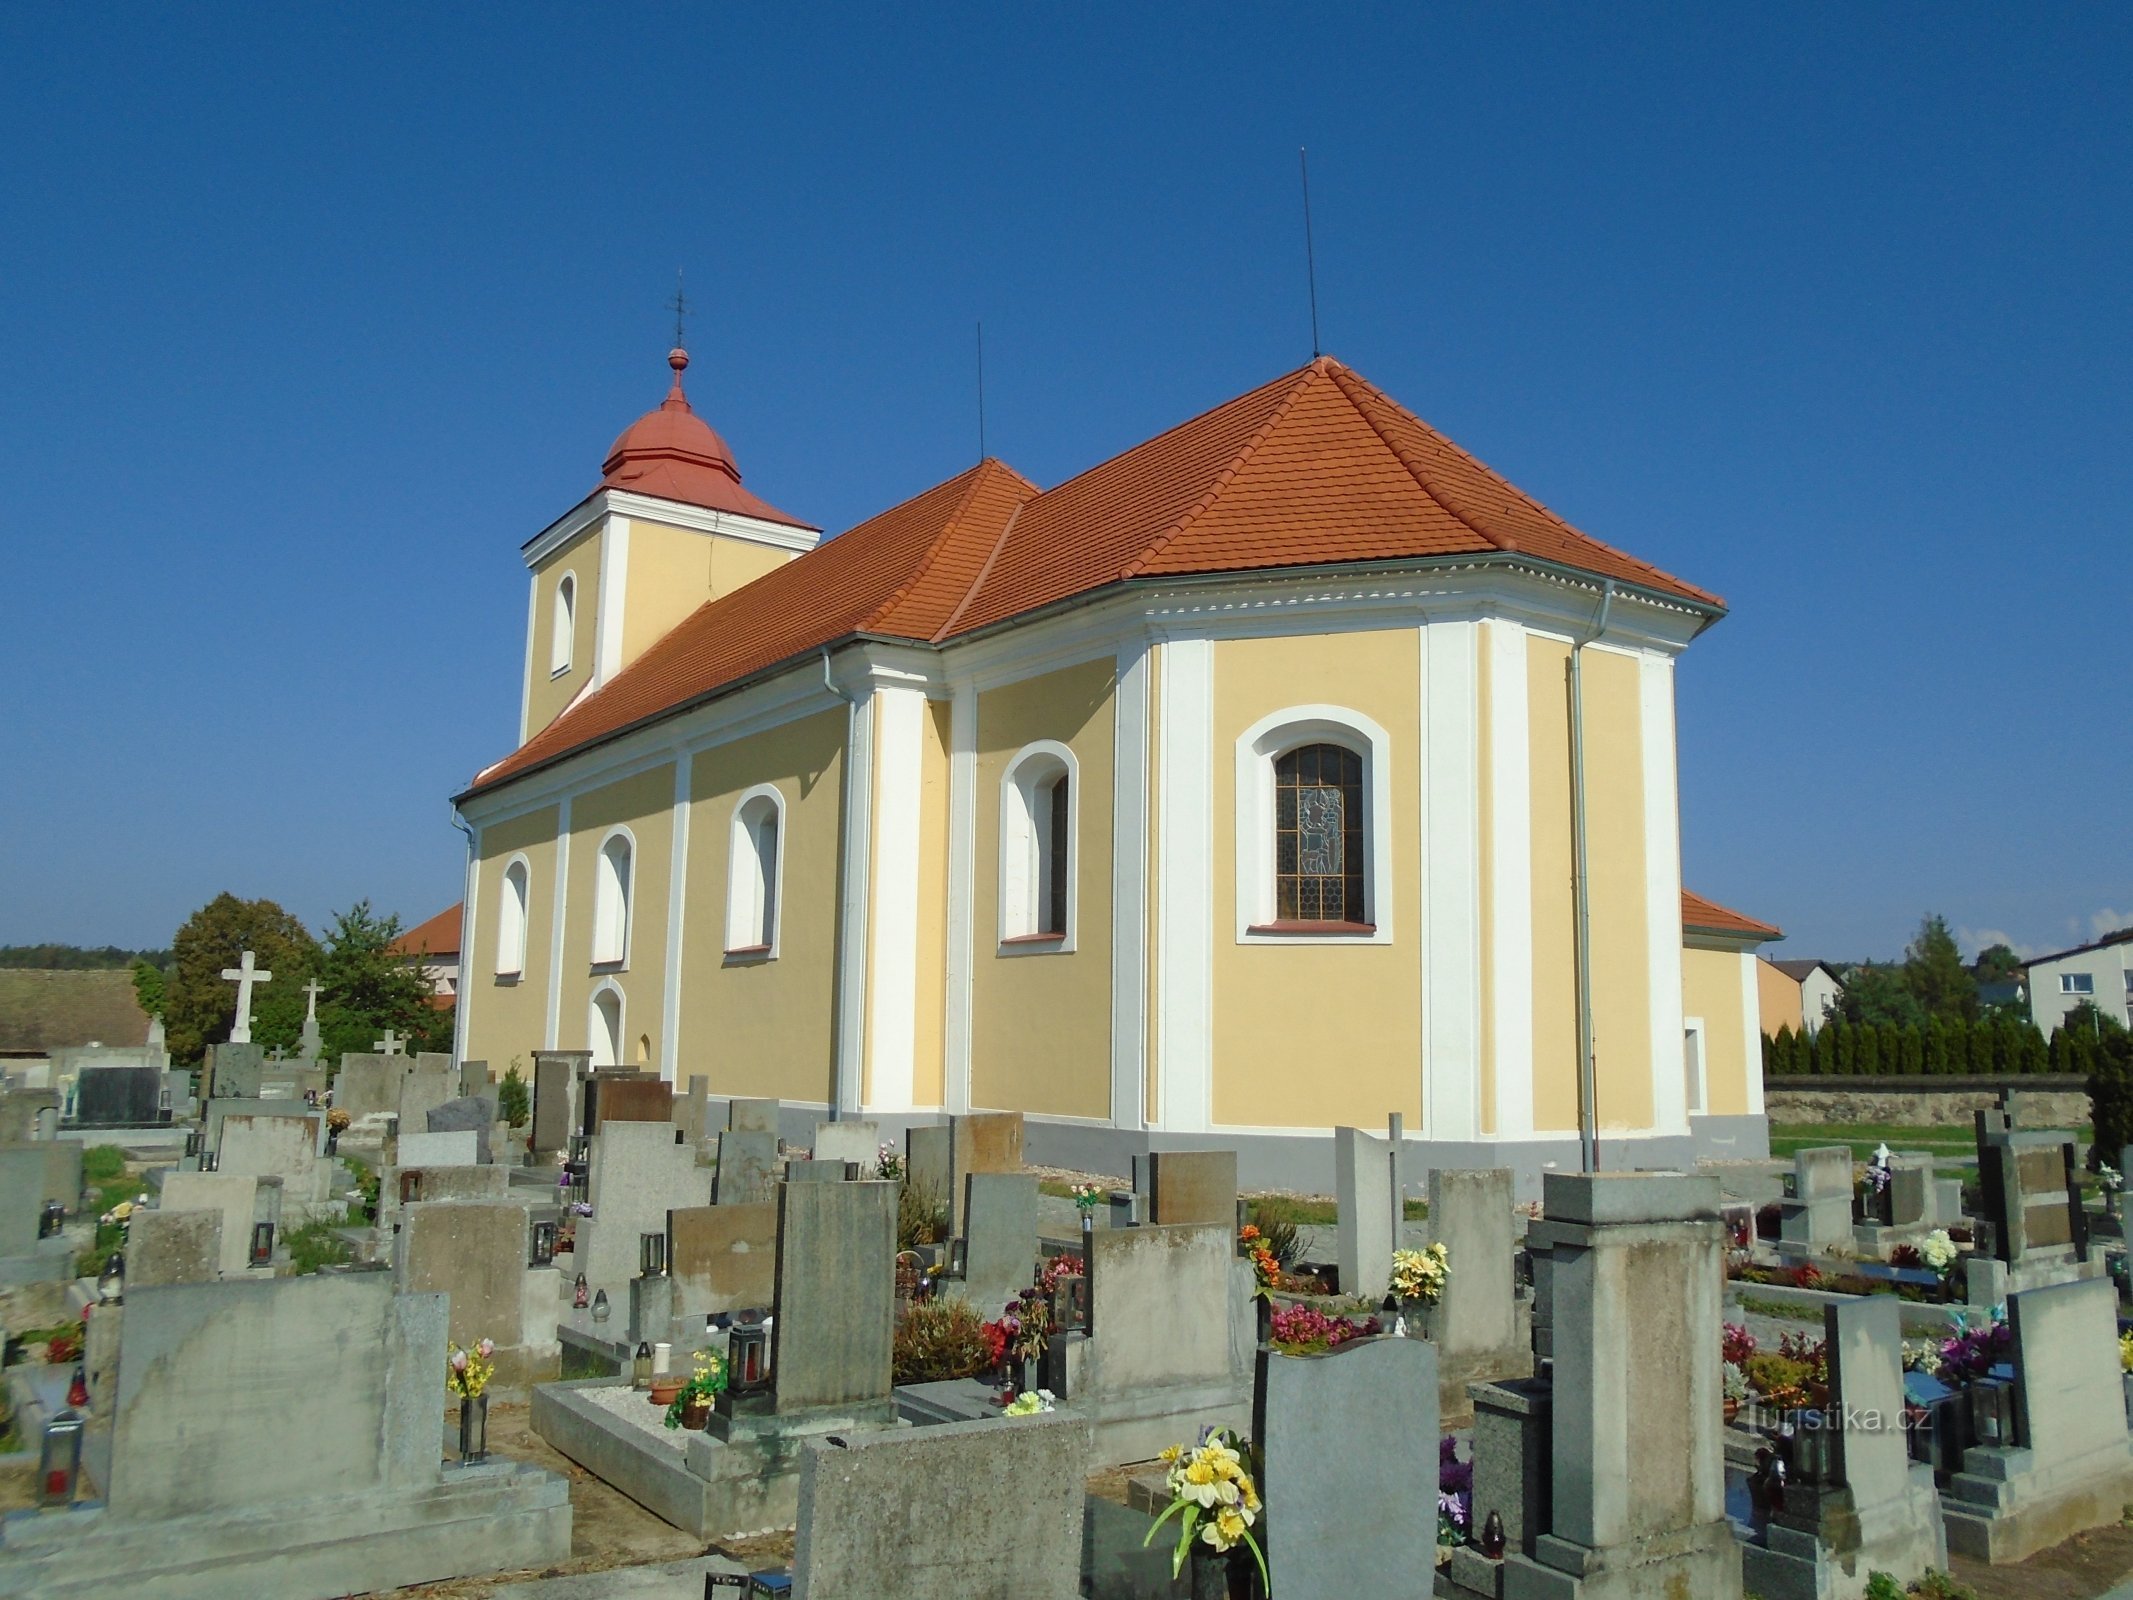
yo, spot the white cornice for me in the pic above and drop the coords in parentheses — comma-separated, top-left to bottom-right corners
(521, 489, 820, 570)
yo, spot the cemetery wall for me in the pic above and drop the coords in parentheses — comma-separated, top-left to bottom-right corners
(678, 709, 845, 1103)
(526, 528, 603, 736)
(559, 764, 676, 1065)
(1766, 1082, 2091, 1129)
(970, 656, 1115, 1120)
(1683, 944, 1755, 1117)
(465, 803, 560, 1063)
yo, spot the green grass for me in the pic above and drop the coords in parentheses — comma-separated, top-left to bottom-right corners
(1735, 1294, 1824, 1323)
(284, 1220, 354, 1275)
(81, 1145, 126, 1183)
(1767, 1122, 1996, 1162)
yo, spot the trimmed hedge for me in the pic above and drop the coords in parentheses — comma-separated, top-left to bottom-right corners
(1763, 1017, 2056, 1078)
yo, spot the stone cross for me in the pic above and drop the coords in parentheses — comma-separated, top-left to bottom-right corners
(302, 979, 323, 1021)
(219, 950, 272, 1045)
(373, 1029, 404, 1056)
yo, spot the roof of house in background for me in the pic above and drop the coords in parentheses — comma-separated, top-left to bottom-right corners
(467, 356, 1721, 798)
(389, 905, 462, 961)
(2022, 926, 2133, 970)
(1770, 958, 1843, 983)
(0, 970, 152, 1053)
(1682, 890, 1783, 942)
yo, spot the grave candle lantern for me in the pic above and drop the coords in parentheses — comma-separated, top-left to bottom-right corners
(573, 1273, 589, 1309)
(729, 1320, 769, 1394)
(633, 1341, 652, 1389)
(37, 1410, 83, 1507)
(639, 1232, 667, 1278)
(97, 1253, 124, 1305)
(531, 1221, 557, 1267)
(591, 1289, 611, 1323)
(249, 1221, 275, 1268)
(1792, 1411, 1837, 1488)
(1479, 1510, 1506, 1559)
(184, 1128, 203, 1160)
(38, 1202, 63, 1240)
(1969, 1377, 2015, 1450)
(65, 1365, 89, 1408)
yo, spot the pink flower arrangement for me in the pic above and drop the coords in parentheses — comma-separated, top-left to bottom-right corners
(1267, 1303, 1379, 1354)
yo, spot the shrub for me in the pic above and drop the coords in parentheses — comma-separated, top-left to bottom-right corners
(1743, 1351, 1810, 1398)
(1245, 1199, 1301, 1266)
(498, 1062, 530, 1129)
(899, 1177, 948, 1250)
(892, 1298, 992, 1385)
(285, 1220, 354, 1275)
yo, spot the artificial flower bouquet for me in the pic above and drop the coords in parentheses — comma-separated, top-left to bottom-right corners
(1388, 1242, 1449, 1305)
(1143, 1426, 1269, 1591)
(447, 1337, 496, 1399)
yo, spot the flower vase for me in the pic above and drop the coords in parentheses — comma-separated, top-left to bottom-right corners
(1189, 1547, 1263, 1600)
(457, 1393, 489, 1464)
(1016, 1355, 1041, 1396)
(681, 1395, 713, 1430)
(1399, 1299, 1435, 1340)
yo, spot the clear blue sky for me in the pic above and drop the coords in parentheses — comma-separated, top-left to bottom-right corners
(2, 6, 2126, 963)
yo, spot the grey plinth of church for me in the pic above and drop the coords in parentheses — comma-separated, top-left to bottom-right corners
(0, 1273, 570, 1599)
(1497, 1172, 1742, 1600)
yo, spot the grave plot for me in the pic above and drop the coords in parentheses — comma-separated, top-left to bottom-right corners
(393, 1198, 562, 1388)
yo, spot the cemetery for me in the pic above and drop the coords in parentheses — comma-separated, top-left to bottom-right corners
(4, 958, 2133, 1600)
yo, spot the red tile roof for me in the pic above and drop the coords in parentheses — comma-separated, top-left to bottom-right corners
(465, 358, 1718, 797)
(390, 904, 464, 959)
(1682, 889, 1782, 942)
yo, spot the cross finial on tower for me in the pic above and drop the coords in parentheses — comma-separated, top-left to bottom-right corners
(670, 269, 688, 350)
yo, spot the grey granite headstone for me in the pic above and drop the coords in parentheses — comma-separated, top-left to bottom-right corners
(398, 1130, 477, 1168)
(0, 1146, 49, 1256)
(1256, 1335, 1438, 1595)
(457, 1058, 490, 1098)
(578, 1121, 712, 1291)
(1147, 1149, 1237, 1229)
(1084, 1223, 1237, 1399)
(785, 1158, 854, 1182)
(959, 1172, 1038, 1318)
(811, 1118, 879, 1172)
(395, 1200, 529, 1352)
(1888, 1158, 1933, 1230)
(129, 1208, 224, 1287)
(158, 1172, 263, 1276)
(1429, 1167, 1524, 1367)
(669, 1201, 778, 1317)
(714, 1129, 780, 1206)
(1335, 1126, 1396, 1301)
(332, 1054, 394, 1118)
(530, 1051, 585, 1154)
(905, 1125, 952, 1220)
(728, 1096, 780, 1134)
(771, 1179, 897, 1414)
(427, 1093, 500, 1163)
(206, 1042, 264, 1100)
(1471, 1377, 1552, 1560)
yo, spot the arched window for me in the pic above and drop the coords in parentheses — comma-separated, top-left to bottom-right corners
(1234, 706, 1392, 942)
(550, 573, 576, 676)
(592, 829, 633, 967)
(725, 787, 784, 956)
(496, 857, 530, 978)
(1274, 743, 1364, 924)
(1000, 743, 1076, 947)
(590, 986, 622, 1068)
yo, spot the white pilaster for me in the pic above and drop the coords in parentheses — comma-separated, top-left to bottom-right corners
(1155, 638, 1214, 1133)
(1740, 952, 1765, 1117)
(865, 686, 927, 1113)
(1641, 653, 1689, 1136)
(1423, 620, 1481, 1141)
(545, 795, 573, 1051)
(1110, 642, 1151, 1130)
(455, 828, 480, 1064)
(519, 576, 538, 744)
(833, 689, 876, 1117)
(661, 757, 691, 1085)
(944, 684, 977, 1115)
(594, 516, 631, 686)
(1485, 620, 1534, 1138)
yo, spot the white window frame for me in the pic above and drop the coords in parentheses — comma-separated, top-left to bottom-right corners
(724, 784, 786, 960)
(1683, 1016, 1707, 1115)
(495, 853, 531, 980)
(550, 573, 576, 677)
(591, 825, 635, 969)
(589, 981, 625, 1068)
(997, 741, 1079, 954)
(2062, 971, 2094, 996)
(1233, 705, 1394, 944)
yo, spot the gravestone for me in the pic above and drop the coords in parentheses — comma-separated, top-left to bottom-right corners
(383, 1163, 511, 1229)
(785, 1158, 853, 1182)
(811, 1117, 879, 1172)
(1429, 1166, 1532, 1422)
(428, 1092, 500, 1163)
(205, 1041, 264, 1100)
(1467, 1377, 1552, 1571)
(792, 1411, 1089, 1600)
(728, 1097, 780, 1134)
(754, 1179, 897, 1425)
(531, 1051, 589, 1154)
(0, 1146, 49, 1256)
(1146, 1149, 1237, 1228)
(594, 1077, 673, 1129)
(958, 1172, 1038, 1318)
(395, 1200, 533, 1364)
(1944, 1277, 2133, 1562)
(30, 1141, 82, 1211)
(1, 1273, 571, 1598)
(397, 1060, 457, 1132)
(1079, 1222, 1248, 1463)
(578, 1120, 713, 1292)
(398, 1129, 478, 1168)
(127, 1208, 223, 1288)
(1888, 1157, 1933, 1228)
(668, 1201, 778, 1318)
(905, 1125, 952, 1220)
(714, 1129, 781, 1206)
(74, 1064, 163, 1127)
(458, 1058, 491, 1097)
(1975, 1115, 2091, 1289)
(1499, 1173, 1741, 1599)
(158, 1171, 267, 1277)
(333, 1053, 395, 1118)
(1778, 1145, 1854, 1252)
(947, 1112, 1023, 1233)
(1334, 1125, 1397, 1301)
(217, 1109, 328, 1209)
(674, 1075, 712, 1146)
(1256, 1335, 1438, 1597)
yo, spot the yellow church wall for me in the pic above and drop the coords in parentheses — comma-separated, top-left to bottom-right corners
(680, 709, 846, 1104)
(526, 530, 604, 737)
(1685, 946, 1752, 1117)
(1209, 628, 1423, 1131)
(621, 519, 796, 667)
(909, 699, 952, 1110)
(969, 659, 1117, 1120)
(465, 805, 561, 1067)
(557, 764, 676, 1069)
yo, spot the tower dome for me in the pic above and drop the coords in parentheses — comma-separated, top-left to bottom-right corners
(596, 349, 812, 528)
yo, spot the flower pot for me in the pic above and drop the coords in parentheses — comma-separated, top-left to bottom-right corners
(1723, 1398, 1741, 1424)
(649, 1378, 683, 1407)
(457, 1393, 488, 1464)
(681, 1395, 713, 1430)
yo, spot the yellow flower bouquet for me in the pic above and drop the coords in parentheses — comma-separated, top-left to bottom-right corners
(1388, 1243, 1449, 1305)
(1142, 1426, 1270, 1592)
(446, 1338, 495, 1399)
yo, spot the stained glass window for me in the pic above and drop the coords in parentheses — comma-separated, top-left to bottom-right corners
(1274, 743, 1364, 923)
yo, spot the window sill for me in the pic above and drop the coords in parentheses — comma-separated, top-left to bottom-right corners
(550, 665, 572, 681)
(1000, 932, 1068, 946)
(1246, 921, 1378, 937)
(723, 945, 774, 967)
(590, 959, 627, 976)
(493, 971, 522, 987)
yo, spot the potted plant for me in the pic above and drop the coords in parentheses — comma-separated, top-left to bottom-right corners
(1142, 1426, 1269, 1599)
(1387, 1243, 1449, 1334)
(662, 1348, 727, 1429)
(446, 1338, 495, 1463)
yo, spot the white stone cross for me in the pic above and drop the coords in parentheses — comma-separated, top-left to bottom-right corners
(302, 978, 323, 1022)
(374, 1028, 404, 1056)
(220, 949, 272, 1044)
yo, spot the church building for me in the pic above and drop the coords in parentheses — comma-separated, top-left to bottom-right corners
(451, 346, 1779, 1184)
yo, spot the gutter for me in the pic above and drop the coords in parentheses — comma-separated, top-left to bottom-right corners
(1569, 579, 1616, 1175)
